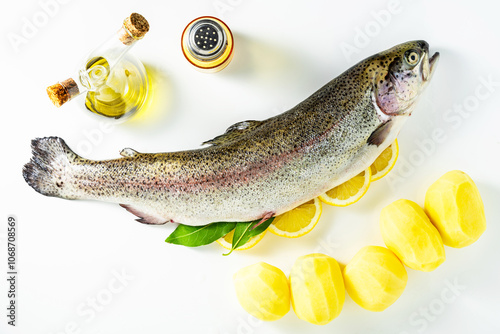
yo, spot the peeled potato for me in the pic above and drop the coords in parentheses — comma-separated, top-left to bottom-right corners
(289, 253, 345, 325)
(233, 262, 290, 321)
(380, 199, 445, 271)
(343, 246, 407, 312)
(425, 170, 486, 248)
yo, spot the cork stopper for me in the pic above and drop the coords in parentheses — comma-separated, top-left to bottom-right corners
(119, 13, 149, 45)
(46, 78, 79, 107)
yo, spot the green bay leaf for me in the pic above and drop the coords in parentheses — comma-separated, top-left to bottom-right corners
(165, 222, 236, 247)
(223, 217, 274, 256)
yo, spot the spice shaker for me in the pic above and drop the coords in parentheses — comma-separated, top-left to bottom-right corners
(181, 16, 234, 73)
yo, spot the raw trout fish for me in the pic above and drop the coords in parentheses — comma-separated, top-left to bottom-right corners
(24, 41, 439, 226)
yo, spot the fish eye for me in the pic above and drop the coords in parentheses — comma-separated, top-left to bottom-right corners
(404, 50, 420, 66)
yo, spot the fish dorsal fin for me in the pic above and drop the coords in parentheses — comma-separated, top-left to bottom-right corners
(203, 120, 263, 146)
(120, 148, 140, 157)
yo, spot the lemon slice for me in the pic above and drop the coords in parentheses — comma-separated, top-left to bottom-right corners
(370, 139, 399, 182)
(319, 168, 372, 207)
(216, 229, 267, 251)
(268, 198, 322, 238)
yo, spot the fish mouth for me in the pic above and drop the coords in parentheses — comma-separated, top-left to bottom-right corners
(421, 51, 440, 82)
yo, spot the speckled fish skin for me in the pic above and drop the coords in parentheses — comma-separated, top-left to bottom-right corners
(23, 40, 439, 226)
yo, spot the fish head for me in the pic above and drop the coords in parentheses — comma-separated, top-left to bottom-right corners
(370, 40, 440, 116)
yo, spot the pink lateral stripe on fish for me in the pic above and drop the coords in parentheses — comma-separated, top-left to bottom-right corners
(23, 40, 439, 226)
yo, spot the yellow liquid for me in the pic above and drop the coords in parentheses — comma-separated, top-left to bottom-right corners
(85, 54, 149, 119)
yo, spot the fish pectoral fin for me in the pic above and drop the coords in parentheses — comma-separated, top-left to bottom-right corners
(251, 211, 275, 229)
(202, 120, 263, 146)
(120, 148, 140, 158)
(119, 204, 168, 225)
(367, 120, 393, 146)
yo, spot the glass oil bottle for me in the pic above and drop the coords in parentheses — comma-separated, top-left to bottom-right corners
(46, 13, 150, 120)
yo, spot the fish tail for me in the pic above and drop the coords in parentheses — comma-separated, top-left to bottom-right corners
(23, 137, 80, 199)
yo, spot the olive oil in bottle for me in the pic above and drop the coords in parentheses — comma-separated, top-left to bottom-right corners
(46, 13, 150, 121)
(84, 55, 148, 119)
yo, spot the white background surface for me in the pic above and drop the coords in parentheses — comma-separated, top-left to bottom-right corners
(1, 0, 500, 333)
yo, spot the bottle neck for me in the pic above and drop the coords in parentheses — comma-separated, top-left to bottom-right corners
(117, 25, 141, 46)
(82, 25, 140, 78)
(70, 25, 142, 97)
